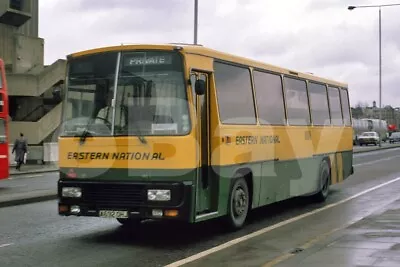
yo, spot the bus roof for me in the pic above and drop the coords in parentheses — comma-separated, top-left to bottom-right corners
(67, 43, 348, 88)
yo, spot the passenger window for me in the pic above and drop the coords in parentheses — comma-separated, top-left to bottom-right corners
(308, 82, 330, 126)
(214, 62, 256, 124)
(283, 77, 310, 126)
(339, 88, 352, 126)
(253, 70, 286, 125)
(327, 86, 343, 126)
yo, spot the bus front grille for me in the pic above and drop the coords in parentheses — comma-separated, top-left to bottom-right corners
(82, 183, 145, 207)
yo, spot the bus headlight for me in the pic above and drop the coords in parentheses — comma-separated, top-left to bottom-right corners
(62, 187, 82, 198)
(147, 189, 171, 201)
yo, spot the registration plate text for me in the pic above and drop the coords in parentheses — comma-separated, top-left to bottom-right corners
(99, 210, 128, 218)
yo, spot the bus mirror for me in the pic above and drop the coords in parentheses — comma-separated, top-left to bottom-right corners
(195, 79, 205, 95)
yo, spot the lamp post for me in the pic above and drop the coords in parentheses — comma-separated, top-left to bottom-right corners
(194, 0, 198, 44)
(348, 3, 400, 147)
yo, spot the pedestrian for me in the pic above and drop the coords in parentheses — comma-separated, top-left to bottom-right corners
(12, 133, 27, 171)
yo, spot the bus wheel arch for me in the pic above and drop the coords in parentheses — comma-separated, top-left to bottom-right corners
(226, 168, 253, 230)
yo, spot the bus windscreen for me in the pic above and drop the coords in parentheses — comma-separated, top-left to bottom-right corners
(61, 51, 190, 137)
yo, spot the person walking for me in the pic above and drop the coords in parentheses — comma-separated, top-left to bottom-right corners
(12, 133, 27, 171)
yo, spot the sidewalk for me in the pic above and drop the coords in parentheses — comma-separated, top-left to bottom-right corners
(9, 163, 58, 176)
(0, 163, 59, 208)
(275, 198, 400, 267)
(353, 143, 400, 154)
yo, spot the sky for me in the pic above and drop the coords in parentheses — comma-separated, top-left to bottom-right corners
(38, 0, 400, 108)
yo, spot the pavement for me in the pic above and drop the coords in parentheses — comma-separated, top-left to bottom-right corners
(352, 142, 400, 153)
(274, 198, 400, 267)
(0, 163, 58, 208)
(8, 162, 58, 176)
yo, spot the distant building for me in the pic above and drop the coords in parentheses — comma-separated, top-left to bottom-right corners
(351, 101, 400, 130)
(0, 0, 65, 145)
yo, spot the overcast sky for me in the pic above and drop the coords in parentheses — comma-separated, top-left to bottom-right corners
(38, 0, 400, 108)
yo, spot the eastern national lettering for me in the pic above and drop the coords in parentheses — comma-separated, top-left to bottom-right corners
(235, 135, 280, 145)
(67, 152, 165, 161)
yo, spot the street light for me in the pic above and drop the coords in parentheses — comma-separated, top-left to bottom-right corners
(194, 0, 198, 44)
(348, 3, 400, 147)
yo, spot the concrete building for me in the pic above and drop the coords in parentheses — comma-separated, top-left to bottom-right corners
(0, 0, 65, 153)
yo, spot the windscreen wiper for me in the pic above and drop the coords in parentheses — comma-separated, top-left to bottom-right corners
(78, 118, 94, 145)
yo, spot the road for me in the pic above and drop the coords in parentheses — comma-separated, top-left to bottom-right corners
(1, 148, 400, 267)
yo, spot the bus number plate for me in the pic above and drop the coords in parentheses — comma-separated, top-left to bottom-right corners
(99, 210, 128, 218)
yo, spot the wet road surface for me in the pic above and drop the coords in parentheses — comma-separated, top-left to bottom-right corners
(1, 148, 400, 267)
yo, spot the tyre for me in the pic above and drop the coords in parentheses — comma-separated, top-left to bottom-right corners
(312, 160, 330, 203)
(226, 176, 250, 230)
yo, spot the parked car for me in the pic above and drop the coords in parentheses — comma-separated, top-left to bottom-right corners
(389, 132, 400, 143)
(358, 131, 379, 146)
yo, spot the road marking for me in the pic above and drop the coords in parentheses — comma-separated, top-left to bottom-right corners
(354, 155, 400, 167)
(165, 176, 400, 267)
(0, 243, 13, 248)
(354, 147, 400, 157)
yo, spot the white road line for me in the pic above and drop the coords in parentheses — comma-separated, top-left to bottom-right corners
(354, 147, 400, 157)
(0, 243, 13, 248)
(165, 176, 400, 267)
(354, 155, 400, 167)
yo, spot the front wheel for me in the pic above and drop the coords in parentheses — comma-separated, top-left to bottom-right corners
(226, 176, 250, 230)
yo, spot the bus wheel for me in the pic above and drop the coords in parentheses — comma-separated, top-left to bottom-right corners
(227, 176, 249, 230)
(312, 160, 330, 203)
(117, 218, 141, 226)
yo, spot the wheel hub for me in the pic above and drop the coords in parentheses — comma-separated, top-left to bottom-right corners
(233, 187, 247, 216)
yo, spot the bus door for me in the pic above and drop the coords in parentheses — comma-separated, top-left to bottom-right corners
(190, 71, 212, 214)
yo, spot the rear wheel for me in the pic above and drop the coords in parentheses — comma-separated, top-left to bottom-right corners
(312, 160, 330, 203)
(226, 176, 249, 230)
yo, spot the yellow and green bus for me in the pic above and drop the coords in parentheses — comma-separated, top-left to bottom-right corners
(57, 44, 354, 229)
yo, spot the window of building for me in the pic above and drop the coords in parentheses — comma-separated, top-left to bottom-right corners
(253, 70, 286, 125)
(308, 82, 330, 125)
(10, 0, 23, 11)
(283, 76, 310, 125)
(214, 61, 256, 124)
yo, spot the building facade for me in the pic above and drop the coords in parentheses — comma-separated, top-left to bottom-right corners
(0, 0, 65, 148)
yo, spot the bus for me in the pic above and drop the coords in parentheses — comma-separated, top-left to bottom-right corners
(0, 58, 10, 180)
(57, 44, 354, 229)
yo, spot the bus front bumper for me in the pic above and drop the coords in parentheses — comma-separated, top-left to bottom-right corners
(57, 180, 193, 222)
